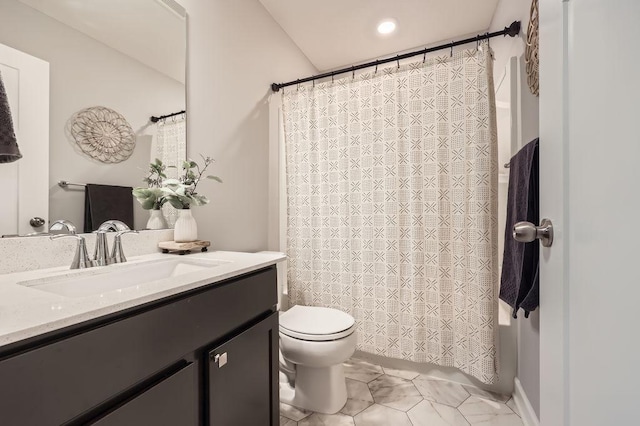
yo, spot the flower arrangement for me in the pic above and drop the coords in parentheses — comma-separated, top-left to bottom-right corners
(133, 156, 222, 210)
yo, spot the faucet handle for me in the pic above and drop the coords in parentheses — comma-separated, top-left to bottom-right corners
(50, 234, 92, 269)
(111, 230, 138, 263)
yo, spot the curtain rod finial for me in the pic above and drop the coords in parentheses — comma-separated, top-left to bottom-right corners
(505, 21, 521, 37)
(271, 83, 281, 92)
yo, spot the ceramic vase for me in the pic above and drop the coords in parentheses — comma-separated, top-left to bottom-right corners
(146, 209, 168, 230)
(174, 209, 198, 242)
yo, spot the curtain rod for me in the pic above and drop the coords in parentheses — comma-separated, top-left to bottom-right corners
(150, 110, 186, 123)
(271, 21, 521, 92)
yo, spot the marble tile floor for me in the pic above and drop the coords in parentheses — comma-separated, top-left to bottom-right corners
(280, 357, 523, 426)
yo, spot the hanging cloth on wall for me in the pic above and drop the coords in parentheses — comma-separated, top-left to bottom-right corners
(0, 71, 22, 163)
(500, 139, 540, 318)
(84, 184, 134, 232)
(282, 43, 500, 384)
(153, 114, 186, 228)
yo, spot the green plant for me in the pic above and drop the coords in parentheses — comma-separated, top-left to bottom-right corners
(132, 156, 222, 211)
(162, 155, 222, 209)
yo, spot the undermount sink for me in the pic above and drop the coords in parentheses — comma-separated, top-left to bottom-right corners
(18, 258, 230, 298)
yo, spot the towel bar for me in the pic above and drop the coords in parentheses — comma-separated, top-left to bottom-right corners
(58, 180, 86, 188)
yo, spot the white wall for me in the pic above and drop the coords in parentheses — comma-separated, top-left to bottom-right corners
(0, 0, 185, 231)
(177, 0, 316, 251)
(490, 0, 540, 419)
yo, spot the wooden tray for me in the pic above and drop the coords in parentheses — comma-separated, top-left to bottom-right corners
(158, 240, 210, 255)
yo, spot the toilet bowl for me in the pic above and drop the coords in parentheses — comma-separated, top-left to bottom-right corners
(279, 305, 357, 414)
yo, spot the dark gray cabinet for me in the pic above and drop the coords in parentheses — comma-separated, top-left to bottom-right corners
(0, 266, 278, 426)
(93, 362, 198, 426)
(208, 312, 279, 426)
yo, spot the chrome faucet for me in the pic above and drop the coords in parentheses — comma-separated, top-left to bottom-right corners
(93, 220, 138, 265)
(49, 219, 77, 235)
(93, 230, 111, 266)
(50, 234, 92, 269)
(98, 220, 130, 232)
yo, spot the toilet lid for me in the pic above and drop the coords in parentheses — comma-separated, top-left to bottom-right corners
(279, 305, 355, 341)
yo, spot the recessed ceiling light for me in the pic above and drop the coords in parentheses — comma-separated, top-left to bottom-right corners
(377, 19, 397, 35)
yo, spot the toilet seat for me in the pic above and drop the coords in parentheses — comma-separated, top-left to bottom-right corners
(280, 305, 356, 342)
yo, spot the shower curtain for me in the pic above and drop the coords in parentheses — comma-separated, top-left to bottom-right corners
(154, 115, 186, 227)
(282, 44, 499, 383)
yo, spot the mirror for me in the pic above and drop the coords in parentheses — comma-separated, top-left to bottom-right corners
(0, 0, 186, 236)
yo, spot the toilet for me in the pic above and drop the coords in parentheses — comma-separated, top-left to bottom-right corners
(279, 305, 357, 414)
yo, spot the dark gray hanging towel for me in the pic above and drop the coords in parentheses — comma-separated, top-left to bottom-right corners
(0, 71, 22, 164)
(84, 184, 134, 232)
(500, 138, 539, 318)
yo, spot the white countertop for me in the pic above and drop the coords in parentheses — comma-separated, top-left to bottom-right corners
(0, 251, 286, 349)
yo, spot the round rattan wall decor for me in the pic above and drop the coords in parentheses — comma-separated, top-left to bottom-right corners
(525, 0, 539, 96)
(70, 106, 135, 163)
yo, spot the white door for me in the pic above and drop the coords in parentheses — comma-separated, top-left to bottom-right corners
(0, 43, 49, 236)
(539, 1, 640, 424)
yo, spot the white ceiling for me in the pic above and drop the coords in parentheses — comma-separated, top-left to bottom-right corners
(259, 0, 501, 72)
(18, 0, 186, 83)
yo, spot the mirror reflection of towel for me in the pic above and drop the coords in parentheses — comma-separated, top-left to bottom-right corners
(0, 71, 22, 164)
(84, 184, 134, 232)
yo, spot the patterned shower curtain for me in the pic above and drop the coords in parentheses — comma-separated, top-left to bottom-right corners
(155, 115, 186, 227)
(282, 45, 499, 383)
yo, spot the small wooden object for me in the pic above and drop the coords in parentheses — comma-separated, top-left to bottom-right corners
(159, 240, 211, 255)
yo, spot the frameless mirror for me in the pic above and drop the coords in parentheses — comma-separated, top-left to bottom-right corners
(0, 0, 186, 236)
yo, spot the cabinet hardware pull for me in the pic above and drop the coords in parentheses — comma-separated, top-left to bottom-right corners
(214, 352, 228, 368)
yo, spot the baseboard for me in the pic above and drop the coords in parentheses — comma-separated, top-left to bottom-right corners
(513, 377, 540, 426)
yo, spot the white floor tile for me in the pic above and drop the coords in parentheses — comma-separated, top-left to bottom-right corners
(407, 400, 471, 426)
(299, 412, 355, 426)
(281, 402, 313, 422)
(458, 397, 524, 426)
(412, 375, 471, 408)
(341, 378, 375, 416)
(343, 358, 384, 383)
(368, 375, 423, 412)
(382, 366, 420, 381)
(353, 404, 413, 426)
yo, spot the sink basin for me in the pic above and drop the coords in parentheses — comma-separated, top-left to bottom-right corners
(18, 258, 229, 298)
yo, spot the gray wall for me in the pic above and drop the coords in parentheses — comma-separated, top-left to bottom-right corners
(177, 0, 316, 252)
(490, 0, 541, 418)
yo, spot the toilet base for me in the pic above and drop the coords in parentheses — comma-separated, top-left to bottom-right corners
(279, 364, 347, 414)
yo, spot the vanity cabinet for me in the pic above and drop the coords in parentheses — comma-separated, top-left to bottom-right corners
(0, 266, 279, 426)
(208, 312, 279, 426)
(92, 362, 198, 426)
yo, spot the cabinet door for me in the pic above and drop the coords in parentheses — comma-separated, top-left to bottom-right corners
(208, 313, 279, 426)
(91, 362, 197, 426)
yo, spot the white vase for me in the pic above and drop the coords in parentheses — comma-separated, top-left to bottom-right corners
(146, 209, 167, 230)
(174, 209, 198, 242)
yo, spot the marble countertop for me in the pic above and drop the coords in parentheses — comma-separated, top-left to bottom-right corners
(0, 251, 286, 349)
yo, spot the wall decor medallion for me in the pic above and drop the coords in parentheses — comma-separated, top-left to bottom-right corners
(70, 106, 135, 163)
(525, 0, 539, 96)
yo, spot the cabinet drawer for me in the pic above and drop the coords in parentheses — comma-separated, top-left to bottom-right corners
(91, 362, 197, 426)
(0, 267, 276, 425)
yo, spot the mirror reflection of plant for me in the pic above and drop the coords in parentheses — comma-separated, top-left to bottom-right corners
(132, 156, 222, 211)
(143, 158, 167, 188)
(132, 158, 168, 210)
(163, 155, 222, 210)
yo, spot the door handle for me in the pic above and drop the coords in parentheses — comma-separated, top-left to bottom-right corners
(30, 217, 45, 227)
(513, 218, 554, 247)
